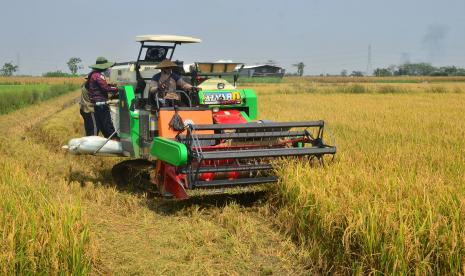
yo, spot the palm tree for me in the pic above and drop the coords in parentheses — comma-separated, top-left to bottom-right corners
(292, 62, 305, 76)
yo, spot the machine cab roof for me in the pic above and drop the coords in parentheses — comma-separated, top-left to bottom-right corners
(136, 35, 201, 44)
(135, 34, 201, 65)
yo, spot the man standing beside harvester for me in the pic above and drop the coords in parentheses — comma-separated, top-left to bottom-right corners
(81, 56, 119, 140)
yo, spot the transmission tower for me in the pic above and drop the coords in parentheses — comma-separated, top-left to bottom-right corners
(366, 44, 372, 76)
(16, 52, 21, 74)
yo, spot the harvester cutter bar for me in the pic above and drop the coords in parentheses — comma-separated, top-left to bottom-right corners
(191, 121, 324, 131)
(198, 147, 336, 160)
(180, 163, 273, 174)
(178, 130, 307, 140)
(192, 137, 308, 150)
(193, 176, 278, 189)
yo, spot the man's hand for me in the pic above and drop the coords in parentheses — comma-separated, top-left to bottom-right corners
(164, 92, 180, 101)
(109, 93, 119, 100)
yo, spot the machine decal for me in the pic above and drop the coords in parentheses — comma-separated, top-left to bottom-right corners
(203, 91, 241, 104)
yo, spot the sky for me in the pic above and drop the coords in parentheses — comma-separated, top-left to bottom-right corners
(1, 0, 464, 75)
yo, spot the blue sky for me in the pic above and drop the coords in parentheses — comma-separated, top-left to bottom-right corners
(1, 0, 464, 75)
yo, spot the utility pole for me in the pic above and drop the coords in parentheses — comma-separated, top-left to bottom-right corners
(366, 44, 372, 76)
(16, 52, 20, 75)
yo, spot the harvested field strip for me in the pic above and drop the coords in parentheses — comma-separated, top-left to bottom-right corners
(0, 91, 311, 274)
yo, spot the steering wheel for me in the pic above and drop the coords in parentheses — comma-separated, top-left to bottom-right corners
(155, 90, 192, 109)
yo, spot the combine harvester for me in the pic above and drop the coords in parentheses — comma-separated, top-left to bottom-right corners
(65, 35, 336, 200)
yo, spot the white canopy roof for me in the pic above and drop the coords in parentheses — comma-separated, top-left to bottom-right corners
(242, 64, 282, 69)
(136, 35, 201, 43)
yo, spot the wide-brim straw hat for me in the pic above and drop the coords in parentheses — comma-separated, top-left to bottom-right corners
(156, 59, 178, 69)
(89, 56, 115, 70)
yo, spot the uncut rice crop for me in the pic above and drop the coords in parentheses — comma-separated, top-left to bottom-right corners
(0, 76, 83, 85)
(0, 83, 79, 114)
(247, 81, 465, 96)
(284, 76, 465, 84)
(0, 159, 92, 274)
(257, 88, 465, 274)
(0, 92, 94, 274)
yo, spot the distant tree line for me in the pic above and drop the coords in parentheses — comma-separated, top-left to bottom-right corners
(42, 70, 76, 77)
(286, 62, 465, 77)
(44, 57, 82, 77)
(0, 57, 83, 77)
(373, 63, 465, 77)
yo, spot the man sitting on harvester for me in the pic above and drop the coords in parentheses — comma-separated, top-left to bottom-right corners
(149, 59, 199, 106)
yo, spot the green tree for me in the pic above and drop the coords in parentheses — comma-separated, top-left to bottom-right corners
(373, 63, 465, 76)
(292, 62, 305, 76)
(440, 66, 459, 76)
(42, 70, 73, 77)
(453, 68, 465, 76)
(397, 63, 435, 76)
(67, 57, 82, 75)
(374, 68, 393, 76)
(340, 69, 348, 77)
(350, 71, 364, 77)
(0, 62, 18, 76)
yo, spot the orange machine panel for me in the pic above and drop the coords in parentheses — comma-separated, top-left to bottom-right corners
(158, 110, 214, 138)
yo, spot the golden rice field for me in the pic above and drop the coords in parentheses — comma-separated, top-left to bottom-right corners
(284, 75, 465, 83)
(1, 76, 465, 274)
(257, 81, 465, 274)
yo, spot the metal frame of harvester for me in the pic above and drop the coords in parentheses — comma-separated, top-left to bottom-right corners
(105, 35, 336, 200)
